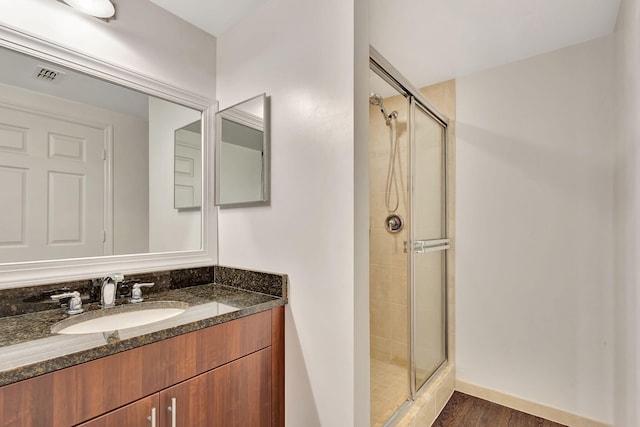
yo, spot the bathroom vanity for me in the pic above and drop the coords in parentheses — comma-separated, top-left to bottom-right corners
(0, 267, 286, 427)
(0, 16, 285, 426)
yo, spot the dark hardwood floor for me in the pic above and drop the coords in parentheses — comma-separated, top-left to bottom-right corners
(432, 392, 568, 427)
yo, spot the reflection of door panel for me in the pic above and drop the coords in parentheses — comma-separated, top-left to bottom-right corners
(174, 130, 201, 209)
(0, 105, 106, 262)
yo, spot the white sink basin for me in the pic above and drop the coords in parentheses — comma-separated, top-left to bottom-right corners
(52, 302, 188, 335)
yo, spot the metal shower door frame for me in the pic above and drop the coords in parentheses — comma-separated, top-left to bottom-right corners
(369, 46, 450, 405)
(407, 96, 449, 398)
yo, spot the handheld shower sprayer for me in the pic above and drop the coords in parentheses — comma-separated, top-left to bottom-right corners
(369, 93, 398, 126)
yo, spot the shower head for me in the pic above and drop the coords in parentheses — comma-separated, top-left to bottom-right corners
(369, 93, 383, 107)
(369, 93, 397, 126)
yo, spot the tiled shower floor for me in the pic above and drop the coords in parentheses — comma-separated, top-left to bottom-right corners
(371, 358, 409, 426)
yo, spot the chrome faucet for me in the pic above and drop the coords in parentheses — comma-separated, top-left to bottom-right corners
(51, 291, 84, 315)
(100, 273, 124, 308)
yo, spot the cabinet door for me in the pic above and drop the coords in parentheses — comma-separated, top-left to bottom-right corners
(210, 347, 272, 426)
(160, 348, 272, 426)
(75, 394, 159, 427)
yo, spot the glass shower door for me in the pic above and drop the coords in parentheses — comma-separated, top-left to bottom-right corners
(409, 98, 448, 394)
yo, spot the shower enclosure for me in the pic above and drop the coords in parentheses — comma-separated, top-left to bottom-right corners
(369, 48, 450, 427)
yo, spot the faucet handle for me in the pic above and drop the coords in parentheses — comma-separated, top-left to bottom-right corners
(51, 291, 84, 315)
(130, 282, 155, 303)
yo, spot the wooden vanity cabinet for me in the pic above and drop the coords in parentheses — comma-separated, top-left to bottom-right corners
(79, 348, 272, 427)
(0, 306, 284, 427)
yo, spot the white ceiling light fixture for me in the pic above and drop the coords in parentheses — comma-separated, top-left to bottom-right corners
(60, 0, 116, 19)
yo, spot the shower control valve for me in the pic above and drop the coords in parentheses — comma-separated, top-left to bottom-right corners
(385, 213, 404, 233)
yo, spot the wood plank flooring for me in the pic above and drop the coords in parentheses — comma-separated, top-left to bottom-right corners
(432, 392, 568, 427)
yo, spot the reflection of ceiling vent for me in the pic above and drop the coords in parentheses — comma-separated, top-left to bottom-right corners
(32, 65, 66, 83)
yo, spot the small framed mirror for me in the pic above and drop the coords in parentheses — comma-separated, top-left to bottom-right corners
(174, 120, 202, 210)
(215, 93, 269, 207)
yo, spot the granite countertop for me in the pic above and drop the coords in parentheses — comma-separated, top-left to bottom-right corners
(0, 281, 285, 387)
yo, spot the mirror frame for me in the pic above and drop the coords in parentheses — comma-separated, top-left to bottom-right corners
(0, 23, 218, 289)
(215, 93, 270, 208)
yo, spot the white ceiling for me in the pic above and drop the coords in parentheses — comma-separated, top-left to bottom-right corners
(371, 0, 621, 88)
(151, 0, 621, 90)
(149, 0, 269, 37)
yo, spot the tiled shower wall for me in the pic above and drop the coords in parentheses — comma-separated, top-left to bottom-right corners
(369, 92, 410, 366)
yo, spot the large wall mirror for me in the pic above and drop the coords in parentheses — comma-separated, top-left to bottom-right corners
(215, 94, 270, 207)
(0, 26, 215, 287)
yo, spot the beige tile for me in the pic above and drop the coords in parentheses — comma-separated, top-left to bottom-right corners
(371, 335, 391, 362)
(435, 373, 454, 410)
(370, 154, 390, 194)
(390, 265, 408, 305)
(414, 397, 437, 427)
(370, 191, 388, 231)
(391, 341, 409, 366)
(395, 417, 414, 427)
(371, 359, 410, 427)
(370, 300, 391, 340)
(391, 303, 408, 343)
(370, 229, 392, 266)
(370, 264, 392, 302)
(390, 232, 409, 266)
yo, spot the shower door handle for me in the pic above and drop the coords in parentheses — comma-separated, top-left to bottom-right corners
(413, 239, 450, 253)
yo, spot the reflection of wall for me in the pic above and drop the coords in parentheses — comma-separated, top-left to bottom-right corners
(220, 142, 262, 203)
(456, 36, 613, 424)
(0, 82, 149, 256)
(148, 97, 201, 253)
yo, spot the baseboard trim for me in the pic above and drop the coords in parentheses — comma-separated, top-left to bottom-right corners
(455, 380, 610, 427)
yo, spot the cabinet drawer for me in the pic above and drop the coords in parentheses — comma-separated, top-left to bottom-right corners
(195, 309, 271, 374)
(75, 395, 158, 427)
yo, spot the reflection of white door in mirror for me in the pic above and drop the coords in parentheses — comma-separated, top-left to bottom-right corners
(174, 121, 202, 209)
(0, 43, 208, 263)
(0, 85, 111, 263)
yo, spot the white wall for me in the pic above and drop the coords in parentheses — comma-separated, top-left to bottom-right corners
(613, 0, 640, 425)
(456, 37, 614, 423)
(216, 0, 364, 425)
(148, 97, 202, 252)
